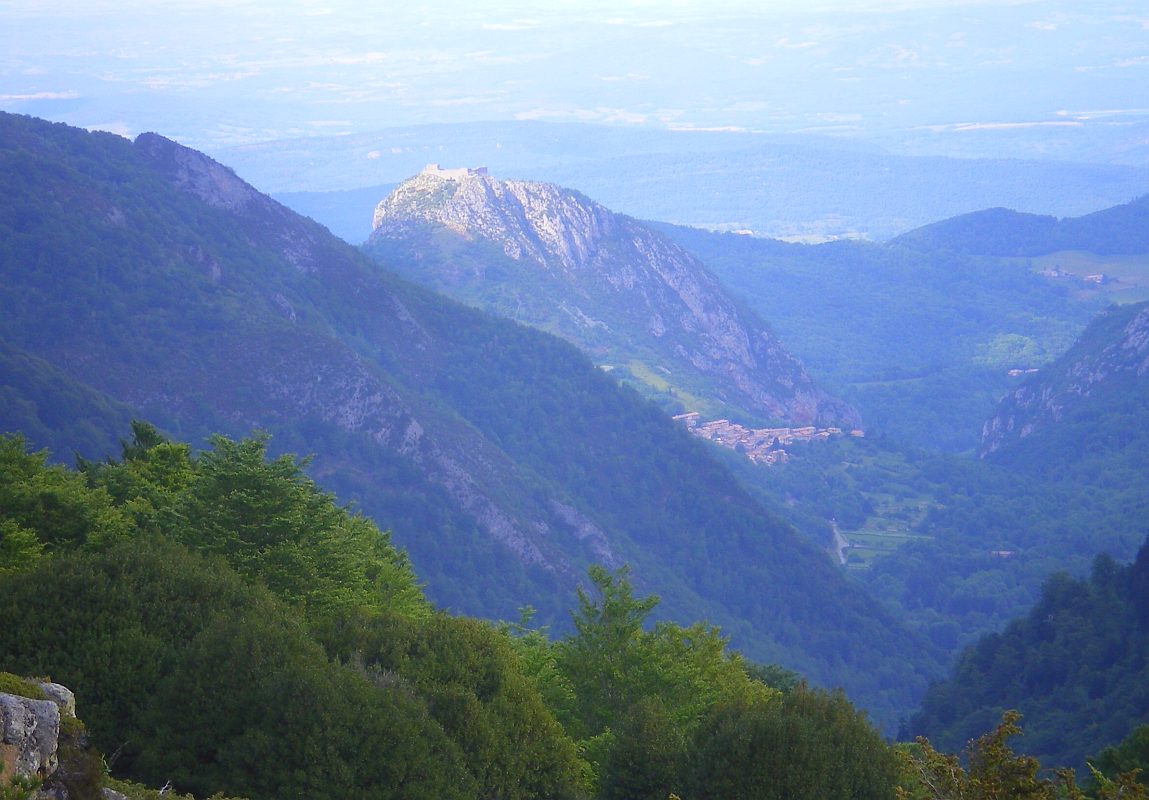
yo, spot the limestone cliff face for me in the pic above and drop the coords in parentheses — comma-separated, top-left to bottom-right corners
(980, 302, 1149, 455)
(371, 166, 859, 427)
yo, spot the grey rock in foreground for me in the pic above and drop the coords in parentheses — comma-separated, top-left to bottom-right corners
(1, 690, 61, 784)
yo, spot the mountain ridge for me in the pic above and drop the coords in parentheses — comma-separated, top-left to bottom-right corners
(892, 194, 1149, 257)
(368, 164, 859, 428)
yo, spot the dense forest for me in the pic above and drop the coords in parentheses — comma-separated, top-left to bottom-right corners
(716, 430, 1146, 656)
(3, 426, 1146, 800)
(654, 224, 1149, 664)
(718, 298, 1149, 657)
(0, 425, 899, 800)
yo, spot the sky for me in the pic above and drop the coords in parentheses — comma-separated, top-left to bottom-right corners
(2, 0, 1147, 160)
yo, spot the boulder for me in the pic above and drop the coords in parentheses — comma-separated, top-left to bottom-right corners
(37, 684, 76, 720)
(0, 691, 61, 782)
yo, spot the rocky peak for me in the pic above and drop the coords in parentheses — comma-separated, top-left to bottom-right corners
(370, 167, 859, 427)
(374, 164, 618, 272)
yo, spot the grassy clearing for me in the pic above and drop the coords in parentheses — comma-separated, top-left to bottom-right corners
(1022, 251, 1149, 304)
(624, 359, 717, 416)
(837, 457, 935, 569)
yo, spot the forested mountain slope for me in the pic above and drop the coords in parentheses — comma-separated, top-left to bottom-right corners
(892, 194, 1149, 257)
(654, 225, 1145, 663)
(745, 298, 1147, 659)
(907, 538, 1149, 772)
(0, 426, 907, 800)
(0, 111, 937, 727)
(0, 339, 137, 459)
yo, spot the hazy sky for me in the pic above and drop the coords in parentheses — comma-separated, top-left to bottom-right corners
(2, 0, 1147, 152)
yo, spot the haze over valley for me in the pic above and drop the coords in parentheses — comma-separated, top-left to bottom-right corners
(3, 2, 1149, 799)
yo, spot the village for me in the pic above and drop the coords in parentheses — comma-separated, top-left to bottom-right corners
(672, 411, 865, 465)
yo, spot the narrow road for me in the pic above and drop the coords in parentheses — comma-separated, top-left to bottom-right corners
(831, 521, 849, 566)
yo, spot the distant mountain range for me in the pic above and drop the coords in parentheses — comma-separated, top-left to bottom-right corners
(892, 194, 1149, 257)
(365, 165, 857, 428)
(242, 122, 1149, 244)
(0, 111, 938, 730)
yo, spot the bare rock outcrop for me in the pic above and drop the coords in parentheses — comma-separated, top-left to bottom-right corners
(980, 302, 1149, 456)
(1, 691, 60, 784)
(134, 132, 340, 276)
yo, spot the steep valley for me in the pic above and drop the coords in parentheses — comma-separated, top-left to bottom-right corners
(0, 111, 937, 730)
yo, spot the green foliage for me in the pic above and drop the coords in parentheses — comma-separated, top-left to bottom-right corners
(0, 110, 942, 729)
(689, 686, 898, 800)
(561, 565, 662, 739)
(78, 425, 431, 622)
(554, 565, 897, 800)
(105, 776, 248, 800)
(0, 520, 43, 574)
(79, 421, 197, 536)
(0, 776, 41, 800)
(0, 538, 469, 800)
(2, 424, 429, 624)
(0, 433, 129, 552)
(598, 697, 686, 800)
(558, 566, 773, 745)
(0, 672, 46, 700)
(0, 420, 923, 800)
(899, 711, 1149, 800)
(745, 662, 804, 693)
(136, 605, 469, 800)
(898, 711, 1080, 800)
(497, 608, 579, 727)
(416, 291, 937, 730)
(164, 431, 428, 620)
(316, 610, 586, 800)
(1091, 726, 1149, 790)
